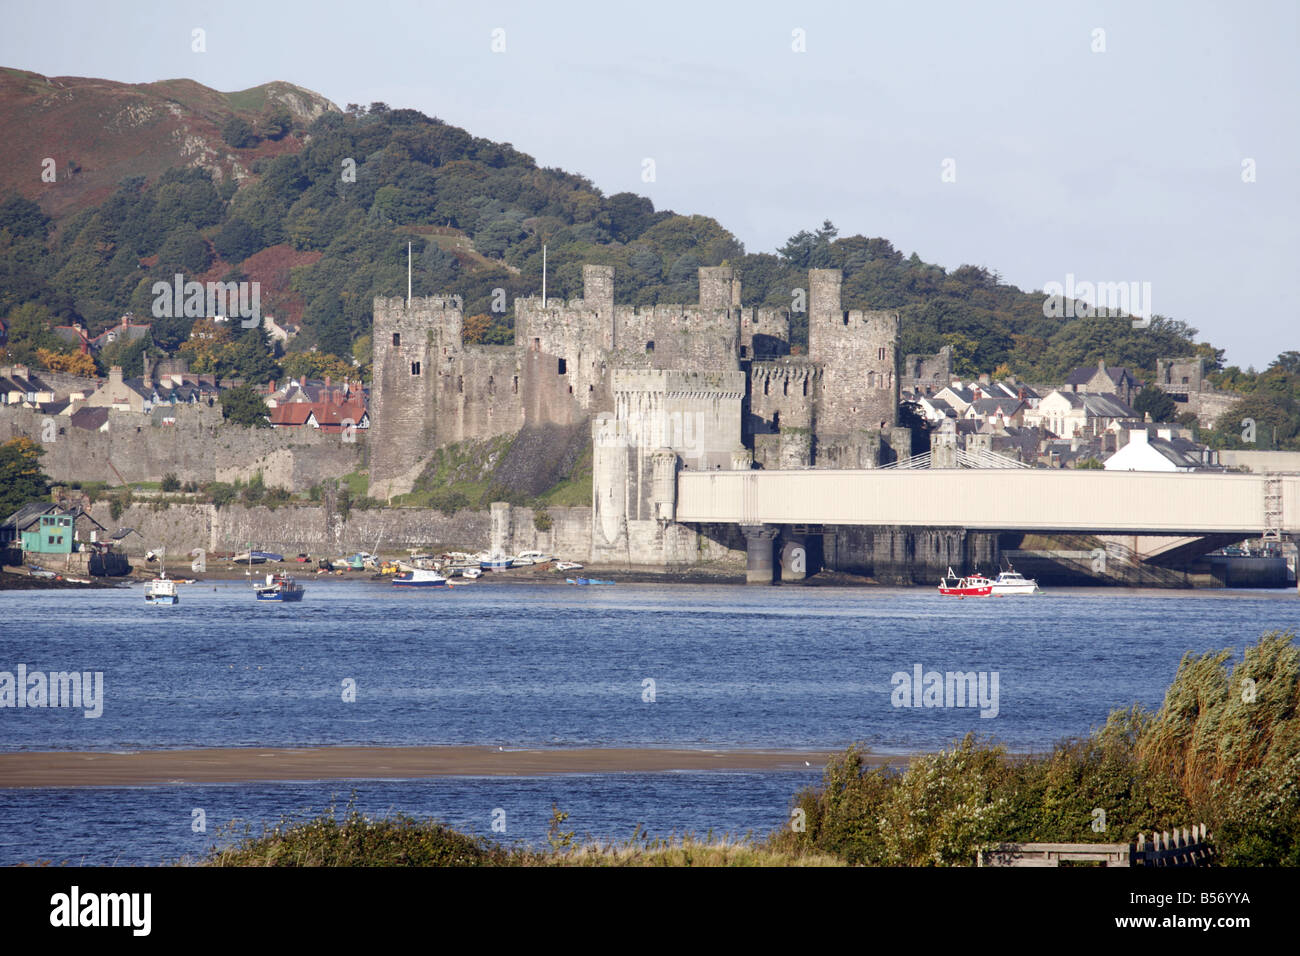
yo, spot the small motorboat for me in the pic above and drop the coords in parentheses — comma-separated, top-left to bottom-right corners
(567, 577, 615, 586)
(990, 566, 1040, 596)
(254, 572, 305, 602)
(480, 554, 512, 571)
(145, 571, 179, 605)
(554, 561, 584, 572)
(938, 567, 992, 597)
(392, 568, 448, 588)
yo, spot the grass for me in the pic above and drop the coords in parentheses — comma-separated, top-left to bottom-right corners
(533, 442, 592, 508)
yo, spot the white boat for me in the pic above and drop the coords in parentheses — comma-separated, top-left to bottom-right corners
(554, 561, 583, 572)
(145, 550, 179, 605)
(392, 568, 448, 588)
(514, 550, 552, 565)
(990, 567, 1040, 596)
(144, 574, 178, 605)
(480, 554, 512, 571)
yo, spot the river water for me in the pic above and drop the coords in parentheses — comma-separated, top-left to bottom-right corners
(1, 578, 1296, 863)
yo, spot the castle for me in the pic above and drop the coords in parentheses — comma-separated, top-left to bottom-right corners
(371, 264, 910, 563)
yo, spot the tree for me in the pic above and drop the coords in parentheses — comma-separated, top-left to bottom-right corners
(0, 437, 51, 516)
(212, 219, 263, 264)
(221, 115, 258, 149)
(462, 313, 492, 344)
(1133, 386, 1177, 423)
(218, 384, 271, 428)
(2, 303, 61, 365)
(36, 347, 96, 376)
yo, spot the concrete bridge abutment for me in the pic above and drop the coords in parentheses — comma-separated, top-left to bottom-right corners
(741, 524, 779, 584)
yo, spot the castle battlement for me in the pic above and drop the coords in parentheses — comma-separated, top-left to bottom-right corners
(369, 263, 901, 495)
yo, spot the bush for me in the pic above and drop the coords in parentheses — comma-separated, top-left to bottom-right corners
(208, 808, 509, 867)
(533, 508, 553, 532)
(206, 482, 237, 510)
(161, 473, 181, 492)
(108, 489, 132, 522)
(429, 488, 469, 516)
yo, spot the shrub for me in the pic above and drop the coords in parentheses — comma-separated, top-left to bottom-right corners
(161, 473, 181, 492)
(533, 508, 553, 532)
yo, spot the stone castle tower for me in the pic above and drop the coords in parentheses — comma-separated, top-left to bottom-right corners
(369, 264, 906, 506)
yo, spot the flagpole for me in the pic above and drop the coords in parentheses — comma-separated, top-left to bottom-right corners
(542, 244, 547, 306)
(407, 242, 412, 306)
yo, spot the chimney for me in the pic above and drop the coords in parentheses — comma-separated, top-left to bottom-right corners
(142, 353, 154, 388)
(268, 379, 276, 394)
(109, 365, 123, 387)
(324, 375, 331, 388)
(1097, 358, 1107, 371)
(1130, 428, 1148, 445)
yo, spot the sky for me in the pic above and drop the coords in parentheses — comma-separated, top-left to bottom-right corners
(2, 0, 1295, 370)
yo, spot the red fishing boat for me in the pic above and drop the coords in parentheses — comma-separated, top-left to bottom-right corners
(938, 567, 992, 597)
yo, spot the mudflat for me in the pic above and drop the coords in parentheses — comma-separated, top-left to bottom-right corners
(0, 746, 913, 787)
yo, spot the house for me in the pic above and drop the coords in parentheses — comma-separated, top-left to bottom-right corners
(1024, 390, 1141, 440)
(933, 384, 978, 416)
(82, 366, 150, 412)
(1104, 428, 1222, 472)
(0, 365, 57, 406)
(0, 503, 107, 556)
(1065, 358, 1139, 406)
(964, 397, 1025, 427)
(89, 314, 151, 351)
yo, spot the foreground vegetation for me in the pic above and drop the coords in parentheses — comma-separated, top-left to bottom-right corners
(203, 631, 1298, 867)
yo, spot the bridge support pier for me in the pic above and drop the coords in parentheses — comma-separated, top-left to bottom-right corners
(780, 534, 807, 582)
(740, 524, 778, 585)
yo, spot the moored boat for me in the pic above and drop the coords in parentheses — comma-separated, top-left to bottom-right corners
(990, 566, 1040, 596)
(392, 568, 448, 588)
(480, 554, 512, 571)
(144, 575, 178, 605)
(938, 567, 992, 597)
(253, 571, 305, 602)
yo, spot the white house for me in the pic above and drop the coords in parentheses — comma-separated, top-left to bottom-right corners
(1104, 428, 1221, 472)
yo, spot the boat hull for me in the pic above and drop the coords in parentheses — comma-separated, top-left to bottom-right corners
(255, 589, 304, 602)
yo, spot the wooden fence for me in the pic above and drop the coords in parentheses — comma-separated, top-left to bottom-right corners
(978, 824, 1214, 867)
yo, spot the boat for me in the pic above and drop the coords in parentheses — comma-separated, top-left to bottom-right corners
(144, 575, 178, 605)
(937, 567, 992, 597)
(253, 571, 305, 602)
(567, 577, 615, 586)
(234, 551, 283, 565)
(554, 561, 583, 572)
(145, 550, 179, 605)
(480, 554, 512, 571)
(392, 568, 448, 588)
(512, 550, 552, 567)
(990, 565, 1040, 596)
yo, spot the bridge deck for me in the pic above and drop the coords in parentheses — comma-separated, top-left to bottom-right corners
(676, 469, 1300, 535)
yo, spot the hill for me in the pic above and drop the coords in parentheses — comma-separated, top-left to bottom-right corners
(1, 69, 1296, 448)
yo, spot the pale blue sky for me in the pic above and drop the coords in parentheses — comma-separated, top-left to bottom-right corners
(2, 0, 1295, 369)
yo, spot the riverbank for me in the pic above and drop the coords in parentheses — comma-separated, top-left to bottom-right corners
(0, 745, 907, 787)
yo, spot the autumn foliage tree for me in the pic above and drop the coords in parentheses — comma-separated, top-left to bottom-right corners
(35, 348, 96, 376)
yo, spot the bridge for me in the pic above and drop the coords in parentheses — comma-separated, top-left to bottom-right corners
(675, 469, 1300, 583)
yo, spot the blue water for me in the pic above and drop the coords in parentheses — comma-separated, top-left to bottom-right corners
(1, 579, 1296, 864)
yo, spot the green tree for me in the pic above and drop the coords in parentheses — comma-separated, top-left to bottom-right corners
(0, 437, 51, 516)
(1133, 386, 1177, 423)
(221, 115, 258, 148)
(218, 384, 271, 428)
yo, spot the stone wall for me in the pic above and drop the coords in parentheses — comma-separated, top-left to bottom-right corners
(1, 405, 362, 491)
(88, 501, 492, 558)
